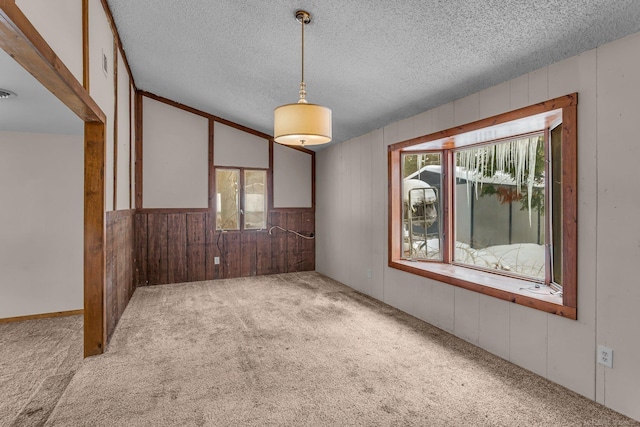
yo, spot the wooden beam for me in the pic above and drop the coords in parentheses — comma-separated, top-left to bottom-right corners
(0, 2, 105, 123)
(1, 0, 108, 356)
(84, 121, 107, 357)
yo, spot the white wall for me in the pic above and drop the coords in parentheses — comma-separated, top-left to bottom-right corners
(16, 0, 83, 83)
(0, 131, 83, 318)
(116, 50, 131, 210)
(273, 144, 312, 208)
(214, 122, 269, 168)
(316, 32, 640, 421)
(142, 97, 209, 208)
(130, 84, 136, 208)
(88, 0, 115, 211)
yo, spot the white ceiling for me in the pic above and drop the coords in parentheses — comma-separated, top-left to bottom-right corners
(0, 48, 83, 135)
(105, 0, 640, 149)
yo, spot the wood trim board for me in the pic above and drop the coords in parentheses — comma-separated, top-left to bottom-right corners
(0, 309, 84, 324)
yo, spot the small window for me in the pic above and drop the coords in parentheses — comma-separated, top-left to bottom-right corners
(244, 169, 267, 230)
(389, 94, 577, 319)
(216, 168, 267, 231)
(402, 153, 442, 260)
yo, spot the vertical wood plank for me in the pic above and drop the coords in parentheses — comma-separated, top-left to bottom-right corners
(105, 213, 116, 339)
(134, 213, 148, 286)
(187, 213, 206, 281)
(256, 232, 272, 276)
(241, 232, 257, 277)
(300, 210, 315, 271)
(147, 213, 168, 285)
(167, 213, 187, 283)
(205, 213, 218, 279)
(125, 213, 135, 299)
(116, 215, 126, 321)
(223, 233, 241, 278)
(270, 212, 286, 273)
(286, 212, 302, 272)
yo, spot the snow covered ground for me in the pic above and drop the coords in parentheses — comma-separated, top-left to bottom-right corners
(412, 239, 545, 280)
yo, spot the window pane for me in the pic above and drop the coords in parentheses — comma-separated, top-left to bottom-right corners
(216, 169, 239, 230)
(401, 153, 442, 260)
(454, 136, 545, 280)
(244, 170, 267, 230)
(551, 125, 563, 286)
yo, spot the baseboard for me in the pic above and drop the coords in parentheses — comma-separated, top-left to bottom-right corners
(0, 309, 84, 324)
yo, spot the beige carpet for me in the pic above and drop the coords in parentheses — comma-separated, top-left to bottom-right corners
(0, 314, 83, 426)
(43, 272, 637, 426)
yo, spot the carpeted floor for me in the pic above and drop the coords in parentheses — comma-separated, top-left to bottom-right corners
(8, 272, 639, 426)
(0, 314, 83, 426)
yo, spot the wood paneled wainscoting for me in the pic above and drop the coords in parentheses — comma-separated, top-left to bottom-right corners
(106, 210, 136, 339)
(135, 209, 315, 286)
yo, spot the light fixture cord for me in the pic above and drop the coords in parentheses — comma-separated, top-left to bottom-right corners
(301, 14, 304, 84)
(299, 14, 307, 103)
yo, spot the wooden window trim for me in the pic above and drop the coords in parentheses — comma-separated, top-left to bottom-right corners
(214, 166, 269, 232)
(388, 94, 578, 320)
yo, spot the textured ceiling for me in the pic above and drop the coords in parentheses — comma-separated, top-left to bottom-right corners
(107, 0, 640, 149)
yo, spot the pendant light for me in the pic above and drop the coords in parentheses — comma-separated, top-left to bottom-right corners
(274, 10, 332, 147)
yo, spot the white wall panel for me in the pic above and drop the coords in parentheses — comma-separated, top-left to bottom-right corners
(382, 121, 399, 147)
(528, 67, 549, 104)
(397, 117, 414, 142)
(547, 316, 595, 399)
(142, 97, 208, 208)
(478, 295, 510, 360)
(509, 304, 548, 378)
(116, 51, 131, 210)
(273, 144, 312, 208)
(89, 0, 115, 211)
(315, 147, 330, 276)
(214, 122, 268, 168)
(453, 288, 479, 345)
(479, 81, 510, 119)
(427, 281, 455, 333)
(454, 92, 479, 126)
(16, 0, 83, 82)
(360, 133, 373, 297)
(595, 31, 640, 421)
(412, 109, 433, 138)
(0, 132, 83, 317)
(314, 31, 640, 422)
(432, 102, 454, 133)
(509, 75, 529, 109)
(370, 129, 386, 301)
(348, 138, 363, 291)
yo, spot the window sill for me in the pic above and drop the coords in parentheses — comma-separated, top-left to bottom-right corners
(389, 259, 576, 319)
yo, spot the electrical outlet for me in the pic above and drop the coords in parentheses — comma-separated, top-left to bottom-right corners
(366, 268, 372, 278)
(214, 257, 220, 265)
(597, 345, 613, 368)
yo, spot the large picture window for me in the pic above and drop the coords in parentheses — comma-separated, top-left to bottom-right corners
(389, 94, 577, 319)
